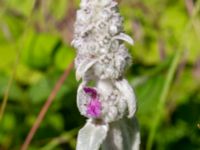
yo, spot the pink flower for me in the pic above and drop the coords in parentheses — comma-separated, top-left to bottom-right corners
(83, 87, 102, 118)
(86, 98, 102, 118)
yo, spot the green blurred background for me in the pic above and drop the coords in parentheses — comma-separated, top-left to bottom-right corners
(0, 0, 200, 149)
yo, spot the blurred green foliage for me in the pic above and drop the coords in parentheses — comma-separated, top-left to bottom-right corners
(0, 0, 200, 150)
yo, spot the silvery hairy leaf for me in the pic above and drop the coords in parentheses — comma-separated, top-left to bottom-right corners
(113, 33, 134, 45)
(76, 119, 109, 150)
(77, 81, 87, 116)
(115, 79, 136, 118)
(102, 117, 140, 150)
(76, 58, 98, 81)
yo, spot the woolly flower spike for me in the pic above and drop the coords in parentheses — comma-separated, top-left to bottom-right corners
(72, 0, 133, 80)
(72, 0, 140, 150)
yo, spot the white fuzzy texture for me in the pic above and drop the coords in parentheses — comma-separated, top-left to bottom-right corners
(72, 0, 140, 149)
(77, 119, 109, 150)
(72, 0, 132, 80)
(102, 117, 140, 150)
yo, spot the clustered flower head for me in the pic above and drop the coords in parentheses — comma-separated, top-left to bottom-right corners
(72, 0, 140, 150)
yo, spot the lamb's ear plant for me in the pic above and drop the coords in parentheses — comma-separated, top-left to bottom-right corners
(72, 0, 140, 149)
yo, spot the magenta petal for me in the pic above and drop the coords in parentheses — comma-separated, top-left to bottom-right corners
(86, 98, 102, 118)
(83, 87, 97, 98)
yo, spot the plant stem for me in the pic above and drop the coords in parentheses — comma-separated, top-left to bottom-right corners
(146, 2, 200, 149)
(146, 49, 182, 150)
(40, 128, 78, 150)
(0, 0, 36, 123)
(0, 56, 18, 122)
(20, 62, 74, 150)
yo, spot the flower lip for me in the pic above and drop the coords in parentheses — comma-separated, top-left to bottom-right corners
(83, 87, 97, 98)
